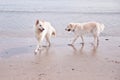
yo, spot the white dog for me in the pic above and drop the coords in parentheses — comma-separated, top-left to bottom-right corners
(65, 22, 105, 45)
(34, 20, 56, 53)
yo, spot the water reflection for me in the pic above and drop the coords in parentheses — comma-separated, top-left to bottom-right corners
(34, 46, 50, 56)
(91, 43, 99, 56)
(69, 43, 99, 56)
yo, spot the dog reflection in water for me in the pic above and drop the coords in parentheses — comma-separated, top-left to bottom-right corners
(34, 46, 50, 55)
(69, 44, 98, 55)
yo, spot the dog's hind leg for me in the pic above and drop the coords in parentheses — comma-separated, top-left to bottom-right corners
(93, 34, 97, 44)
(93, 34, 99, 45)
(45, 34, 51, 47)
(97, 35, 99, 45)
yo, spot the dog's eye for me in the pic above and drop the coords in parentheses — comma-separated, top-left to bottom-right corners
(39, 25, 42, 27)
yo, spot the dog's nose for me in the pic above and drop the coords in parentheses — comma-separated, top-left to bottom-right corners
(42, 28, 45, 31)
(68, 29, 71, 31)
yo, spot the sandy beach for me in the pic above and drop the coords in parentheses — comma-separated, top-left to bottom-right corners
(0, 37, 120, 80)
(0, 0, 120, 80)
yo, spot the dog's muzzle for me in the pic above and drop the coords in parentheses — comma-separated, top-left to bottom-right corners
(39, 28, 45, 32)
(41, 28, 45, 31)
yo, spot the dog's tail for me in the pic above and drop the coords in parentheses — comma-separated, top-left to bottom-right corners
(100, 23, 105, 32)
(52, 29, 56, 37)
(52, 31, 56, 37)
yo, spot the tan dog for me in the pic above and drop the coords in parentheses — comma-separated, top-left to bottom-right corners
(34, 20, 56, 53)
(65, 22, 105, 45)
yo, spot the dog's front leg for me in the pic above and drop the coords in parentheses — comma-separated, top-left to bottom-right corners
(80, 35, 84, 44)
(71, 35, 79, 45)
(35, 44, 40, 53)
(35, 37, 43, 53)
(38, 37, 44, 49)
(35, 42, 42, 53)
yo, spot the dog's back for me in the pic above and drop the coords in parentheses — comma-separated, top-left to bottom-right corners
(82, 22, 105, 34)
(82, 22, 97, 32)
(44, 22, 56, 37)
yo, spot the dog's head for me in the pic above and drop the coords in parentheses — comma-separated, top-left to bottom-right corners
(35, 20, 45, 32)
(65, 23, 75, 32)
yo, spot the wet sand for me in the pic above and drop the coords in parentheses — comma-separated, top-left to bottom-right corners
(0, 36, 120, 80)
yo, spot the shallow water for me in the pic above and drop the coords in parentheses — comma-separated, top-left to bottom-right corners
(0, 12, 120, 37)
(0, 0, 119, 12)
(0, 0, 120, 37)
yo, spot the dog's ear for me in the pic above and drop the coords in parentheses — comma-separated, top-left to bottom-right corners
(35, 20, 39, 26)
(69, 23, 73, 28)
(41, 20, 45, 23)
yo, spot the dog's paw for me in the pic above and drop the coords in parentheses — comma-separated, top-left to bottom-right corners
(80, 42, 84, 45)
(34, 48, 41, 54)
(68, 44, 73, 46)
(42, 45, 47, 47)
(34, 50, 38, 55)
